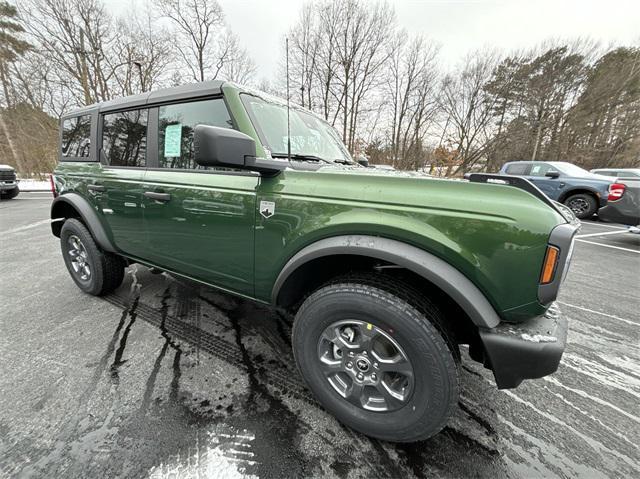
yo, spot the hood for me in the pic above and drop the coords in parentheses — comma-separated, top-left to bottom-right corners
(0, 164, 16, 172)
(279, 168, 566, 227)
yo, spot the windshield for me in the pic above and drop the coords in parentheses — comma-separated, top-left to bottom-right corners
(242, 94, 352, 163)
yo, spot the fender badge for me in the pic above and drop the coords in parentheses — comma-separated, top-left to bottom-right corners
(260, 201, 275, 219)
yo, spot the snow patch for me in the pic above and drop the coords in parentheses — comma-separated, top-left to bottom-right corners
(520, 333, 557, 343)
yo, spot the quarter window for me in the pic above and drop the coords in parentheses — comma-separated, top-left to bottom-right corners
(62, 115, 91, 157)
(102, 109, 148, 167)
(158, 98, 233, 169)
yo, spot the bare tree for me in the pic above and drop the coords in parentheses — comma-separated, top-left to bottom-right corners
(386, 32, 439, 169)
(218, 32, 257, 85)
(110, 13, 174, 96)
(439, 51, 499, 175)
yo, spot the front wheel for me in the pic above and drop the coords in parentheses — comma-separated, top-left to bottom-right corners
(292, 276, 459, 442)
(564, 193, 597, 219)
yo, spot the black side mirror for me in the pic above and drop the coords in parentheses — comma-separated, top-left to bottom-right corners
(194, 125, 286, 176)
(545, 171, 560, 179)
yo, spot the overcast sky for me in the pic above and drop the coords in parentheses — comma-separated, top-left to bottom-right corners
(110, 0, 640, 81)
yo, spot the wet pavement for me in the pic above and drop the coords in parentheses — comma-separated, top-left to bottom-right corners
(1, 193, 639, 478)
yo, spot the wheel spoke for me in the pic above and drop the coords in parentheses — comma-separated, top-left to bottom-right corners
(318, 357, 342, 376)
(322, 327, 357, 351)
(376, 381, 406, 409)
(377, 356, 413, 376)
(344, 381, 365, 407)
(83, 265, 91, 277)
(68, 249, 78, 258)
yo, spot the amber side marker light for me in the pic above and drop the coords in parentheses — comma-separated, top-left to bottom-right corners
(540, 246, 560, 284)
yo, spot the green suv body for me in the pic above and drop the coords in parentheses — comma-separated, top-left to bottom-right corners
(51, 81, 577, 442)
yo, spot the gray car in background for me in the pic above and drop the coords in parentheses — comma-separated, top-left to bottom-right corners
(591, 168, 640, 179)
(597, 177, 640, 226)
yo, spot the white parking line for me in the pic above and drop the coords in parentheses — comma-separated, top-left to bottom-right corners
(576, 230, 631, 239)
(580, 221, 627, 230)
(3, 218, 51, 234)
(575, 239, 640, 254)
(558, 302, 639, 326)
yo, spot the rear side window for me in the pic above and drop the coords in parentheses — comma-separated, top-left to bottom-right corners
(158, 98, 233, 169)
(62, 115, 91, 158)
(102, 109, 148, 167)
(505, 163, 530, 175)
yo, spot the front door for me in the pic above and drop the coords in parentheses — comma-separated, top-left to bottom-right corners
(141, 98, 259, 297)
(527, 163, 564, 200)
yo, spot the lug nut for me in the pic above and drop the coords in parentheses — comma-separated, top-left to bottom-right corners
(346, 362, 353, 368)
(362, 351, 368, 356)
(357, 373, 364, 380)
(371, 373, 377, 381)
(373, 362, 379, 369)
(348, 351, 355, 357)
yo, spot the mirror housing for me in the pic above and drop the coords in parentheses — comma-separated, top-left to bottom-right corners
(194, 125, 286, 176)
(545, 171, 560, 179)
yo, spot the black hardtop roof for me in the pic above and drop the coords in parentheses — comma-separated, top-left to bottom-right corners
(62, 80, 225, 119)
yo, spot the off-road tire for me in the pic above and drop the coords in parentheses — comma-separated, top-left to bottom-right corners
(292, 274, 459, 442)
(564, 193, 597, 219)
(60, 218, 125, 295)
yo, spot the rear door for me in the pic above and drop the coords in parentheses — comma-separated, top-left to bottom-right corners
(141, 97, 259, 297)
(92, 108, 149, 258)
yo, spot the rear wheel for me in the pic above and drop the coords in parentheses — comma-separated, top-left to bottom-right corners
(60, 218, 125, 295)
(564, 193, 597, 219)
(292, 275, 459, 442)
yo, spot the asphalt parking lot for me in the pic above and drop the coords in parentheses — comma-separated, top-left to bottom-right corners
(1, 192, 639, 478)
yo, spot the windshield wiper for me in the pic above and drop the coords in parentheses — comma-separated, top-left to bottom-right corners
(272, 153, 333, 164)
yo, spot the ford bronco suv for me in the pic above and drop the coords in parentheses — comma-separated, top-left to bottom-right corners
(51, 81, 578, 442)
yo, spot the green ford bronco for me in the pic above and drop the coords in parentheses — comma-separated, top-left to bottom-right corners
(51, 80, 578, 442)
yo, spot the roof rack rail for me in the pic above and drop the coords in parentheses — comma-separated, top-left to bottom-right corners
(464, 173, 556, 209)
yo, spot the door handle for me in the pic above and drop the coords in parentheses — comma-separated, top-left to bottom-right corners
(87, 184, 105, 192)
(144, 191, 171, 202)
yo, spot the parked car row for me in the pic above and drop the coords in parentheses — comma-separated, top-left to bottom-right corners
(499, 161, 639, 225)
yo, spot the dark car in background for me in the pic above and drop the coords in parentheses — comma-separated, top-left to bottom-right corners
(0, 164, 20, 200)
(591, 168, 640, 179)
(499, 161, 619, 219)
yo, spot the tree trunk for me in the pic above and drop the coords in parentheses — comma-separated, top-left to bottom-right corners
(0, 111, 20, 169)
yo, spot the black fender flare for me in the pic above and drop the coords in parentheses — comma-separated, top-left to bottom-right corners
(271, 235, 501, 328)
(50, 193, 117, 253)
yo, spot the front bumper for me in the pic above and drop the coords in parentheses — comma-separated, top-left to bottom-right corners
(478, 303, 567, 389)
(0, 182, 18, 191)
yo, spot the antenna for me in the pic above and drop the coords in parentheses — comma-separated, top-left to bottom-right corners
(286, 36, 291, 162)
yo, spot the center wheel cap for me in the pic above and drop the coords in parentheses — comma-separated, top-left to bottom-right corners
(355, 357, 370, 372)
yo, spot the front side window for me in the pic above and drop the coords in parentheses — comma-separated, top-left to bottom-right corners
(102, 109, 148, 167)
(62, 115, 91, 157)
(529, 163, 559, 177)
(242, 94, 352, 164)
(158, 98, 233, 169)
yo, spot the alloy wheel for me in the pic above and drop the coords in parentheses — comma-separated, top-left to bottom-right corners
(317, 320, 414, 412)
(67, 234, 91, 281)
